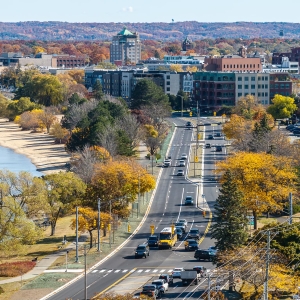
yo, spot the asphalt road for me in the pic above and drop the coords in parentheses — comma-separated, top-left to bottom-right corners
(46, 117, 226, 300)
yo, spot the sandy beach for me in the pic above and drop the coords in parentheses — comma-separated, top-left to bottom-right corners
(0, 118, 70, 175)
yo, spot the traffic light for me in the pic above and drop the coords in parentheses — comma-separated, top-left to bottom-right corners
(107, 223, 111, 231)
(93, 219, 97, 227)
(128, 224, 131, 233)
(100, 222, 104, 229)
(189, 111, 193, 117)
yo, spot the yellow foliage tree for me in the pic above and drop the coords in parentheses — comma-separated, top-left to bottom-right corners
(89, 160, 155, 218)
(222, 114, 253, 140)
(169, 64, 184, 72)
(70, 207, 112, 248)
(144, 124, 158, 138)
(32, 46, 46, 55)
(216, 152, 297, 228)
(68, 69, 84, 84)
(90, 146, 111, 162)
(185, 65, 198, 73)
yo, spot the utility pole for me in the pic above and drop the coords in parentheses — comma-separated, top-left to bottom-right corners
(109, 200, 112, 248)
(196, 100, 200, 149)
(180, 95, 183, 117)
(97, 198, 101, 252)
(208, 273, 211, 300)
(84, 245, 87, 300)
(264, 230, 271, 300)
(289, 192, 293, 225)
(75, 206, 79, 263)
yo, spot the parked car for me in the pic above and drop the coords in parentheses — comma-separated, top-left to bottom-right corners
(175, 222, 186, 233)
(187, 228, 200, 240)
(215, 146, 222, 152)
(215, 132, 222, 137)
(148, 235, 159, 247)
(172, 267, 184, 278)
(178, 219, 187, 227)
(159, 274, 173, 286)
(179, 160, 185, 167)
(151, 279, 168, 293)
(194, 249, 216, 261)
(177, 170, 184, 176)
(207, 134, 214, 140)
(185, 239, 199, 251)
(140, 284, 161, 299)
(286, 124, 296, 131)
(205, 143, 211, 148)
(175, 227, 183, 239)
(185, 196, 194, 205)
(135, 244, 150, 258)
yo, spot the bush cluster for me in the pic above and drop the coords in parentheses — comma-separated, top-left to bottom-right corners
(0, 261, 36, 277)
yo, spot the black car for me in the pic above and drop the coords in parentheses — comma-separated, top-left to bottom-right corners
(148, 235, 159, 247)
(187, 228, 200, 240)
(185, 196, 194, 206)
(205, 143, 211, 148)
(215, 132, 222, 137)
(207, 134, 214, 140)
(215, 146, 222, 152)
(194, 249, 215, 261)
(175, 227, 183, 239)
(175, 222, 186, 233)
(159, 274, 173, 285)
(186, 121, 192, 129)
(135, 244, 150, 258)
(185, 239, 199, 251)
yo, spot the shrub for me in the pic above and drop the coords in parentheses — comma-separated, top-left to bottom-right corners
(0, 261, 36, 277)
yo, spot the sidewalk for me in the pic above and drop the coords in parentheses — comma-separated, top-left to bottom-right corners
(0, 234, 89, 284)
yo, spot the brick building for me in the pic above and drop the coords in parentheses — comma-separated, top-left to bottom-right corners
(269, 73, 292, 99)
(54, 54, 87, 68)
(272, 47, 300, 64)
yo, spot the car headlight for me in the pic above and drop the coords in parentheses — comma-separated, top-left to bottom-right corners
(135, 252, 138, 254)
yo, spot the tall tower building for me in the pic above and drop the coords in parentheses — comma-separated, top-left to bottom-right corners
(110, 27, 141, 65)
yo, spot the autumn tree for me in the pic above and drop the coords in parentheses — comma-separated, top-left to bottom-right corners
(87, 160, 155, 218)
(42, 172, 87, 235)
(18, 109, 44, 131)
(0, 93, 9, 118)
(185, 65, 198, 73)
(68, 69, 84, 84)
(267, 94, 297, 119)
(216, 152, 298, 229)
(49, 122, 69, 143)
(233, 95, 260, 120)
(37, 108, 57, 133)
(211, 170, 248, 251)
(6, 97, 40, 121)
(70, 207, 112, 249)
(169, 64, 184, 72)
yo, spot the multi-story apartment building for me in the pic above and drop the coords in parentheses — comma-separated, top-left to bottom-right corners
(272, 47, 300, 64)
(193, 72, 236, 109)
(269, 73, 292, 99)
(110, 27, 141, 65)
(235, 73, 270, 105)
(54, 54, 87, 68)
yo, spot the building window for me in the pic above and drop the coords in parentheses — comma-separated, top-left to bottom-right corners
(265, 76, 268, 80)
(245, 77, 249, 81)
(265, 84, 268, 89)
(258, 77, 261, 81)
(238, 77, 242, 81)
(251, 77, 255, 81)
(167, 81, 170, 85)
(286, 84, 290, 88)
(251, 85, 255, 89)
(250, 64, 252, 68)
(245, 85, 249, 89)
(167, 87, 170, 91)
(167, 75, 170, 79)
(238, 85, 242, 89)
(258, 92, 261, 97)
(265, 92, 268, 97)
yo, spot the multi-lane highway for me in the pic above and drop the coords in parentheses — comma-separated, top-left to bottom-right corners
(45, 117, 227, 300)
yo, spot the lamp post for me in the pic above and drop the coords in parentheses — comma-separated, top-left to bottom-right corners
(202, 194, 205, 208)
(97, 198, 101, 252)
(179, 95, 184, 117)
(65, 250, 69, 272)
(75, 206, 79, 263)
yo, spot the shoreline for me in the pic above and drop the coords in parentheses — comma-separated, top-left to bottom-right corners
(0, 118, 70, 175)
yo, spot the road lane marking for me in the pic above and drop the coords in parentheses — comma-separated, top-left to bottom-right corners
(107, 270, 113, 273)
(115, 270, 120, 273)
(122, 270, 128, 273)
(173, 285, 178, 289)
(137, 270, 143, 273)
(130, 269, 135, 273)
(92, 270, 97, 273)
(168, 269, 173, 273)
(100, 270, 106, 273)
(145, 269, 150, 273)
(152, 269, 158, 273)
(160, 269, 165, 273)
(177, 188, 185, 222)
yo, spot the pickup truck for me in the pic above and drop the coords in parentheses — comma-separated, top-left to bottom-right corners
(140, 284, 161, 299)
(180, 270, 200, 286)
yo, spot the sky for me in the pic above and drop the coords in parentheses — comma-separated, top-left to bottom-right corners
(4, 0, 300, 23)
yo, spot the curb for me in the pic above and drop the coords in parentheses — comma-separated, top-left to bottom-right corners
(40, 126, 177, 300)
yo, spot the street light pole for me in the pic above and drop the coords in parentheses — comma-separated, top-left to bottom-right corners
(84, 245, 87, 300)
(65, 250, 69, 272)
(109, 200, 112, 248)
(180, 95, 183, 117)
(75, 206, 79, 263)
(97, 198, 101, 252)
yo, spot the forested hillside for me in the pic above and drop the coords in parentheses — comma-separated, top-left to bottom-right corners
(0, 21, 299, 41)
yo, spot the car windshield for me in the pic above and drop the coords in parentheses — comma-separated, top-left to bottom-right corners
(186, 196, 192, 200)
(152, 281, 162, 286)
(189, 241, 198, 245)
(190, 229, 199, 233)
(143, 286, 155, 290)
(148, 237, 157, 240)
(179, 219, 186, 223)
(176, 222, 184, 226)
(136, 246, 145, 250)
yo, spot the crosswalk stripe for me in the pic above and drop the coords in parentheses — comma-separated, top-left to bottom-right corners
(115, 270, 120, 273)
(123, 270, 128, 273)
(107, 270, 113, 273)
(152, 269, 158, 273)
(168, 269, 173, 273)
(137, 270, 143, 273)
(145, 269, 150, 273)
(160, 269, 165, 273)
(100, 270, 106, 273)
(130, 269, 135, 273)
(92, 270, 97, 273)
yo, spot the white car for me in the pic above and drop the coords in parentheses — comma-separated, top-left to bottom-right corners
(152, 279, 169, 292)
(179, 160, 185, 167)
(208, 246, 218, 255)
(172, 267, 184, 278)
(181, 153, 188, 160)
(178, 219, 187, 227)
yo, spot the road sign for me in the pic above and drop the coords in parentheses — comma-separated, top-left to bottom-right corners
(247, 216, 254, 225)
(195, 156, 199, 162)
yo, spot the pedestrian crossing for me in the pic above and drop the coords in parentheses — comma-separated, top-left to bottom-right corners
(91, 268, 174, 275)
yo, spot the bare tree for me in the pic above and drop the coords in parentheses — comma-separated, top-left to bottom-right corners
(116, 114, 142, 149)
(38, 107, 58, 133)
(97, 125, 118, 157)
(63, 99, 98, 130)
(70, 145, 97, 184)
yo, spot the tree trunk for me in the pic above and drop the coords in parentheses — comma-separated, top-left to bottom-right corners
(253, 210, 258, 230)
(50, 222, 56, 236)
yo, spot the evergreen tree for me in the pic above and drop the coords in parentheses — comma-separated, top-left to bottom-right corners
(93, 80, 104, 101)
(211, 170, 248, 251)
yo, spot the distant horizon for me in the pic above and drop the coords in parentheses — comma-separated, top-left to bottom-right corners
(3, 0, 300, 23)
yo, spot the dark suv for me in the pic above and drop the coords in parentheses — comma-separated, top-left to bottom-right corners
(135, 244, 150, 258)
(185, 239, 199, 251)
(194, 249, 215, 261)
(140, 284, 161, 299)
(159, 274, 173, 286)
(148, 235, 159, 247)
